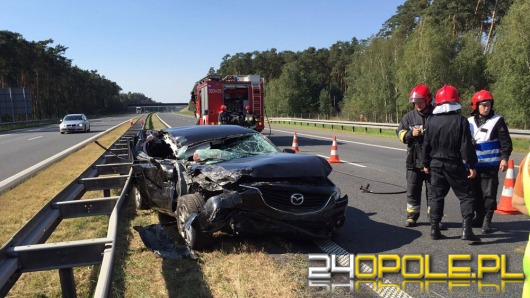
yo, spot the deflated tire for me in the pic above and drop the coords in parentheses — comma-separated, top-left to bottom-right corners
(133, 184, 149, 210)
(176, 193, 211, 250)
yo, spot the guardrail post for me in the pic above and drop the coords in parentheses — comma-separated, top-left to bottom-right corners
(59, 268, 77, 298)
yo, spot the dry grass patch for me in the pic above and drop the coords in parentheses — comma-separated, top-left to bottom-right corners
(200, 245, 308, 298)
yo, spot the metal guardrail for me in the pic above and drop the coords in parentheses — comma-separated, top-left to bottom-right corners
(0, 120, 144, 297)
(268, 117, 530, 139)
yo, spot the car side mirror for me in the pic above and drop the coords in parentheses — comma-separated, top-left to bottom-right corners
(283, 148, 296, 154)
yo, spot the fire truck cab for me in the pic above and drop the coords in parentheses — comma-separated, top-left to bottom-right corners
(191, 74, 264, 132)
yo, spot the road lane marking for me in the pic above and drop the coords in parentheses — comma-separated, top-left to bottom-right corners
(273, 129, 406, 152)
(27, 136, 43, 141)
(316, 154, 366, 168)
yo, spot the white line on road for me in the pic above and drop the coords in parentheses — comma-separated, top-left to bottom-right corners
(27, 136, 43, 141)
(316, 154, 367, 168)
(272, 129, 406, 151)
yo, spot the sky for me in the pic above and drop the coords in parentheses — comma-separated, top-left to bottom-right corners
(1, 0, 405, 103)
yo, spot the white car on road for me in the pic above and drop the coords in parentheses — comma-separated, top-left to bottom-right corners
(59, 114, 90, 134)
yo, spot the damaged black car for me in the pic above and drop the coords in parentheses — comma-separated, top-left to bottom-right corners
(131, 125, 348, 250)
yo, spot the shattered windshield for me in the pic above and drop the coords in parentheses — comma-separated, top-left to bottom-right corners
(177, 133, 279, 164)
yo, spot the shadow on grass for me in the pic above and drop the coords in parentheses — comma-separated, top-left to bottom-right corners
(156, 213, 214, 298)
(104, 188, 213, 298)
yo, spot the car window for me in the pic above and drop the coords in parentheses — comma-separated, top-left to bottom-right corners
(64, 115, 82, 121)
(218, 134, 278, 155)
(177, 142, 210, 160)
(186, 134, 280, 163)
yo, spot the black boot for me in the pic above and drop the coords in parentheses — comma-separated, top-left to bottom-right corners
(431, 219, 444, 240)
(439, 220, 447, 230)
(429, 207, 447, 230)
(462, 218, 481, 242)
(482, 211, 494, 234)
(472, 210, 485, 228)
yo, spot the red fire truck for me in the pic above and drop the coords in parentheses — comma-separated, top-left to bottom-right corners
(191, 74, 264, 132)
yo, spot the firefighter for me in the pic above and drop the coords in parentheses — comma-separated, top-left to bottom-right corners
(243, 105, 257, 129)
(468, 90, 513, 234)
(396, 84, 434, 228)
(218, 105, 230, 125)
(422, 85, 480, 242)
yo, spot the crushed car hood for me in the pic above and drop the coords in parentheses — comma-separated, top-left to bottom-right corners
(193, 153, 332, 178)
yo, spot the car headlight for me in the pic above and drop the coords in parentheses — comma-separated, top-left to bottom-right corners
(78, 123, 83, 127)
(332, 186, 341, 201)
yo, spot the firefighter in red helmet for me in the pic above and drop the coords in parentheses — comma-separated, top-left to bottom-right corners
(422, 85, 480, 242)
(468, 90, 512, 234)
(243, 105, 257, 130)
(218, 104, 230, 125)
(397, 84, 435, 228)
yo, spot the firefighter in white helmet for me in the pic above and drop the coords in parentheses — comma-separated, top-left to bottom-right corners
(468, 90, 512, 234)
(397, 84, 435, 228)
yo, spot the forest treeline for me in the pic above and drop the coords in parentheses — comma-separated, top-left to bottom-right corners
(0, 31, 158, 120)
(216, 0, 530, 129)
(2, 0, 530, 128)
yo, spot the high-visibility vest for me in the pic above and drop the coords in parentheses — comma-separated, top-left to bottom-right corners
(468, 115, 502, 167)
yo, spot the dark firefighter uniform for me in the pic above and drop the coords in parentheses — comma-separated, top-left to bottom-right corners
(469, 112, 512, 232)
(422, 85, 479, 242)
(423, 110, 478, 239)
(218, 110, 231, 125)
(396, 105, 433, 225)
(244, 111, 257, 129)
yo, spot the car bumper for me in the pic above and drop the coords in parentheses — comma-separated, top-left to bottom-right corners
(60, 126, 85, 132)
(196, 187, 348, 238)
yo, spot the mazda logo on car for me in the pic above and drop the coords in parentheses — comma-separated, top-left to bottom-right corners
(290, 193, 304, 205)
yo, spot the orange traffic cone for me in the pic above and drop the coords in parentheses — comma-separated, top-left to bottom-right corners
(328, 136, 341, 163)
(130, 119, 134, 126)
(495, 160, 520, 215)
(291, 132, 300, 152)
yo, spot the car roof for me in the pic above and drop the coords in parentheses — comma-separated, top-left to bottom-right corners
(163, 125, 256, 146)
(64, 114, 84, 117)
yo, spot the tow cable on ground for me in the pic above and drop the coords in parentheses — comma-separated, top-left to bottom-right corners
(333, 169, 407, 195)
(360, 183, 406, 194)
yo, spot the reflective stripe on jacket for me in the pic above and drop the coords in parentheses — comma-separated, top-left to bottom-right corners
(469, 114, 501, 167)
